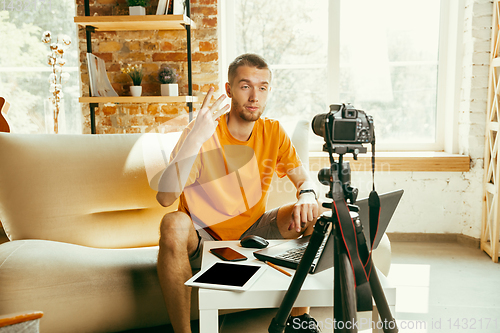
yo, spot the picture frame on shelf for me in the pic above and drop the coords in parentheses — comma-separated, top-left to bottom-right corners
(86, 53, 118, 97)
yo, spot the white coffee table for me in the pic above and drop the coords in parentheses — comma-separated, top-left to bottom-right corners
(197, 240, 396, 333)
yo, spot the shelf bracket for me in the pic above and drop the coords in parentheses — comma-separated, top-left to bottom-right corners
(186, 0, 193, 122)
(83, 0, 97, 134)
(90, 103, 98, 134)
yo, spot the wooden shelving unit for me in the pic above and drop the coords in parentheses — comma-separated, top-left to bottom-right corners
(79, 96, 198, 103)
(74, 15, 196, 31)
(482, 0, 500, 262)
(75, 1, 195, 134)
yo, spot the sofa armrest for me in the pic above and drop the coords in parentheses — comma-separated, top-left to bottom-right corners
(0, 97, 10, 133)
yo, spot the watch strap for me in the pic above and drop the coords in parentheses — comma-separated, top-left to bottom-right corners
(299, 189, 317, 200)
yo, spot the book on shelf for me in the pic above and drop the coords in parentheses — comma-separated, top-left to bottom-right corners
(86, 53, 118, 98)
(156, 0, 169, 15)
(173, 0, 185, 14)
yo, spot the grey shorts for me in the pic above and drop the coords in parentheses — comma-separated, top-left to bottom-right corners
(189, 207, 283, 269)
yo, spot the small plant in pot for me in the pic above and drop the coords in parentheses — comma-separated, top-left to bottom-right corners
(121, 63, 144, 97)
(158, 65, 179, 96)
(127, 0, 150, 15)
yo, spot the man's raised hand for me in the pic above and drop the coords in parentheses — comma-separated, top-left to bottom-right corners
(191, 87, 230, 145)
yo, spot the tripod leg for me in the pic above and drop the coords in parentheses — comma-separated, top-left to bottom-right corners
(269, 217, 331, 333)
(334, 227, 357, 333)
(338, 249, 357, 333)
(372, 307, 381, 333)
(334, 242, 343, 332)
(369, 265, 398, 333)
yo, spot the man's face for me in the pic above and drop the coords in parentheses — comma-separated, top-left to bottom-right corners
(226, 65, 271, 122)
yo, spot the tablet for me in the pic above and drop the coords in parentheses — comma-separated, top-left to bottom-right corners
(185, 261, 266, 292)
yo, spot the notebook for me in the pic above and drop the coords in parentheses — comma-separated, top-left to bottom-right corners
(253, 189, 404, 274)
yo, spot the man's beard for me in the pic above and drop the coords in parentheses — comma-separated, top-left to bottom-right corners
(239, 109, 262, 122)
(233, 101, 264, 122)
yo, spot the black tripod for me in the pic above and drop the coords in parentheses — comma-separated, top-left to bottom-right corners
(268, 145, 398, 333)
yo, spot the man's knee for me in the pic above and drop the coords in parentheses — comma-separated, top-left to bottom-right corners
(159, 211, 193, 250)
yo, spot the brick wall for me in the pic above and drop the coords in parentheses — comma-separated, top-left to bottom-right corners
(75, 0, 219, 134)
(459, 0, 490, 159)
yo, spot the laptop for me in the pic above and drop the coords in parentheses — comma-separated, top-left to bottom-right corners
(253, 189, 404, 274)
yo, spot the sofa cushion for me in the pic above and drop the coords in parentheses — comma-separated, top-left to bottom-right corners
(0, 133, 180, 248)
(0, 240, 196, 332)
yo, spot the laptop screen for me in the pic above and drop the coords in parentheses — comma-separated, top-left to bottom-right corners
(356, 189, 404, 249)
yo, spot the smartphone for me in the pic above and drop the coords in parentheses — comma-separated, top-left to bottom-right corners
(210, 247, 247, 262)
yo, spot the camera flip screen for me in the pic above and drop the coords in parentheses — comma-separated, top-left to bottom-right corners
(333, 121, 357, 141)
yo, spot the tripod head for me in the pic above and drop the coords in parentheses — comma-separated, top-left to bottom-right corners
(318, 144, 366, 206)
(311, 103, 373, 206)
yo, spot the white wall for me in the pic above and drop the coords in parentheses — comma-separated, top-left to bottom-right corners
(350, 165, 484, 238)
(314, 0, 491, 239)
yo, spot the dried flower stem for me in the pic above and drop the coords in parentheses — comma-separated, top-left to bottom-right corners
(42, 31, 71, 133)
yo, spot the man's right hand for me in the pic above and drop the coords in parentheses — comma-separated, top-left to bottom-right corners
(190, 86, 230, 145)
(156, 87, 229, 207)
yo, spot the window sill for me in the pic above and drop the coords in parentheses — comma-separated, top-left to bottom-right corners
(309, 152, 470, 172)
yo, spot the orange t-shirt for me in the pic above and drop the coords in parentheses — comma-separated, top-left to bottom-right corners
(170, 113, 302, 240)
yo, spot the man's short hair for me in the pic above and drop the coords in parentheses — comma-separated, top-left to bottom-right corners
(228, 53, 271, 85)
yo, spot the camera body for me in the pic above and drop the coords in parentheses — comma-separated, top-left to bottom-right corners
(312, 103, 374, 145)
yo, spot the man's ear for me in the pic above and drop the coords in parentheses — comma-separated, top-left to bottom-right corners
(225, 82, 232, 98)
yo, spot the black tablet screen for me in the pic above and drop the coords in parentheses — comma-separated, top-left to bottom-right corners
(194, 262, 260, 287)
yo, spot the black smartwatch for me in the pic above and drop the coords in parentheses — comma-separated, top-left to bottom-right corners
(299, 189, 317, 200)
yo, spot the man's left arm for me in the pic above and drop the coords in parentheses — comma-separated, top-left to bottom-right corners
(286, 165, 319, 233)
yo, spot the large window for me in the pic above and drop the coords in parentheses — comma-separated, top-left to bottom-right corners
(0, 0, 80, 134)
(222, 0, 463, 151)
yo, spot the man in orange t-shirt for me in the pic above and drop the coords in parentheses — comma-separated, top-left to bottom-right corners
(156, 54, 322, 333)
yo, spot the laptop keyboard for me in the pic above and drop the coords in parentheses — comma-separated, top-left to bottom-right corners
(276, 232, 330, 264)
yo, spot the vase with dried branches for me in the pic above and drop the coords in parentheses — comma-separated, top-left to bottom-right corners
(42, 31, 71, 134)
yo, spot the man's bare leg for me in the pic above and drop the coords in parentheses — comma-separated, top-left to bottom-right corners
(158, 211, 200, 333)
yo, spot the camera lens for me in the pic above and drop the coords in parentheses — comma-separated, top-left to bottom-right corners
(312, 113, 327, 139)
(317, 167, 331, 186)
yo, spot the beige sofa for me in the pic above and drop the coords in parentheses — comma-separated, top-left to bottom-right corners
(0, 120, 392, 333)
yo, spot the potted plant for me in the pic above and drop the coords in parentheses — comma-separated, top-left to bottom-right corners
(121, 64, 144, 97)
(127, 0, 150, 15)
(158, 65, 179, 96)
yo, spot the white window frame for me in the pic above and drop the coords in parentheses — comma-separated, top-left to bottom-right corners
(220, 0, 464, 153)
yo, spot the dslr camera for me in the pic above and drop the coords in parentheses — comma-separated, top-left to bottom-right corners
(312, 103, 374, 145)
